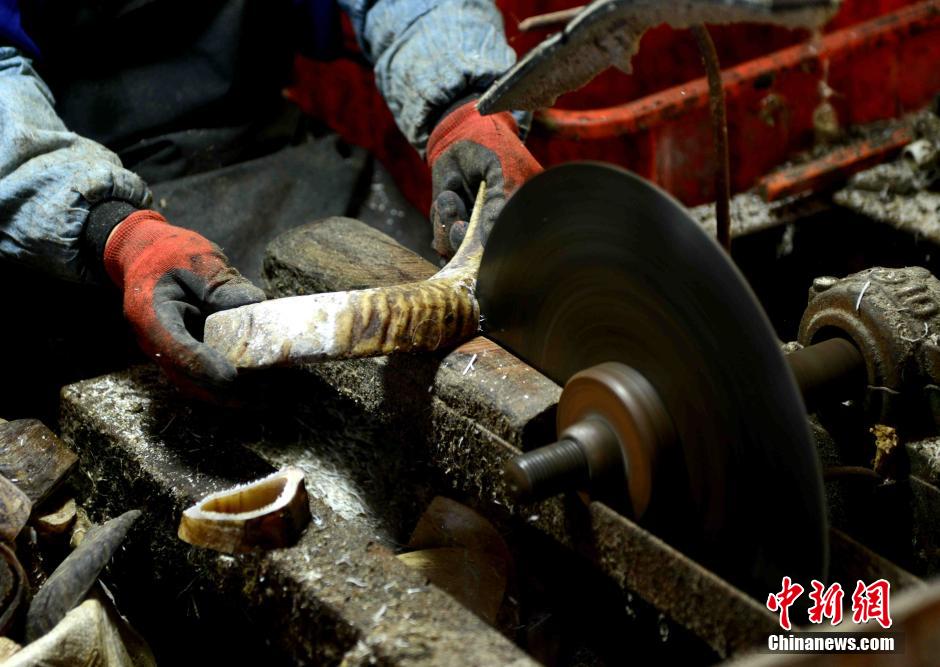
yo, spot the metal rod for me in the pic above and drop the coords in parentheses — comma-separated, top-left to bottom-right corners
(786, 337, 867, 413)
(518, 6, 586, 32)
(692, 25, 732, 253)
(504, 438, 589, 503)
(506, 338, 869, 505)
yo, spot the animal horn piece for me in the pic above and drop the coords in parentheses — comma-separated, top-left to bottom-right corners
(8, 598, 156, 667)
(178, 467, 311, 554)
(25, 509, 142, 642)
(0, 474, 31, 543)
(0, 419, 78, 505)
(0, 543, 28, 636)
(204, 183, 488, 370)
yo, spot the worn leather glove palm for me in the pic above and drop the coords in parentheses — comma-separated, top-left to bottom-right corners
(426, 100, 543, 258)
(103, 210, 265, 397)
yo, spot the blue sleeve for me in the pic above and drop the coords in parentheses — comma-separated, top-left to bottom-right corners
(336, 0, 516, 153)
(0, 0, 38, 56)
(291, 0, 342, 60)
(0, 46, 151, 283)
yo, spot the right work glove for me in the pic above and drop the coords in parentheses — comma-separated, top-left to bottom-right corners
(426, 100, 543, 258)
(101, 210, 266, 398)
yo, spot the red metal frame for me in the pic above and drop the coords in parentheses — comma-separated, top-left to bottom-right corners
(530, 1, 940, 204)
(288, 0, 940, 212)
(756, 126, 914, 201)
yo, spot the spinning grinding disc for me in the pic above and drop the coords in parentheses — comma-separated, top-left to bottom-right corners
(476, 162, 827, 597)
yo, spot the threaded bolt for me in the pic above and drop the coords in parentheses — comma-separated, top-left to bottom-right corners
(503, 438, 590, 503)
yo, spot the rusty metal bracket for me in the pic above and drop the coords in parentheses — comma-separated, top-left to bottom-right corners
(800, 266, 940, 430)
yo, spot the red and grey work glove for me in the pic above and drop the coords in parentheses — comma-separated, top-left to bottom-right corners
(102, 210, 266, 397)
(426, 100, 543, 258)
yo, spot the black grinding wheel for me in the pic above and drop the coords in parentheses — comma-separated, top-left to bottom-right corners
(476, 162, 827, 597)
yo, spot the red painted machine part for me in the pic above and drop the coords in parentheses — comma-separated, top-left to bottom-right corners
(286, 0, 940, 212)
(757, 126, 914, 201)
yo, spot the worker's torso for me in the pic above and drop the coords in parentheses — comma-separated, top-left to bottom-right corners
(19, 0, 336, 181)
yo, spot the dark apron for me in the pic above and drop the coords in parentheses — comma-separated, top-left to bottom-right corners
(150, 134, 368, 282)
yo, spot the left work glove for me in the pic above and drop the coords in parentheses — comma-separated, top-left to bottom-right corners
(426, 100, 543, 258)
(103, 210, 266, 399)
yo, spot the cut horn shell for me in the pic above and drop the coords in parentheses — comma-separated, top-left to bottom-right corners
(178, 467, 310, 554)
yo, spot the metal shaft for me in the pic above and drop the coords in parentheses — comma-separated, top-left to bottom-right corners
(692, 25, 732, 253)
(786, 337, 867, 413)
(504, 438, 589, 504)
(505, 338, 868, 505)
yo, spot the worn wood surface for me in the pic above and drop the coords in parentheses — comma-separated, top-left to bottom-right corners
(59, 366, 535, 666)
(0, 419, 77, 505)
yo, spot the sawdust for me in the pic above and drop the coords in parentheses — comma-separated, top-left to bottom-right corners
(834, 190, 940, 244)
(690, 191, 827, 239)
(870, 424, 899, 478)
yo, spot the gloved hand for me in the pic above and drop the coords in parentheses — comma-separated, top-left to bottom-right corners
(426, 100, 543, 258)
(103, 210, 266, 398)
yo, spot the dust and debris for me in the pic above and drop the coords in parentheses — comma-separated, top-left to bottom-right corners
(907, 436, 940, 487)
(856, 280, 871, 311)
(900, 322, 929, 343)
(775, 224, 796, 258)
(365, 181, 407, 227)
(462, 354, 478, 376)
(657, 614, 670, 643)
(835, 189, 940, 243)
(835, 109, 940, 237)
(372, 604, 388, 623)
(870, 424, 899, 478)
(691, 191, 828, 240)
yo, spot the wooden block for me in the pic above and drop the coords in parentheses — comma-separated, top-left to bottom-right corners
(0, 419, 77, 505)
(34, 497, 77, 538)
(264, 217, 562, 453)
